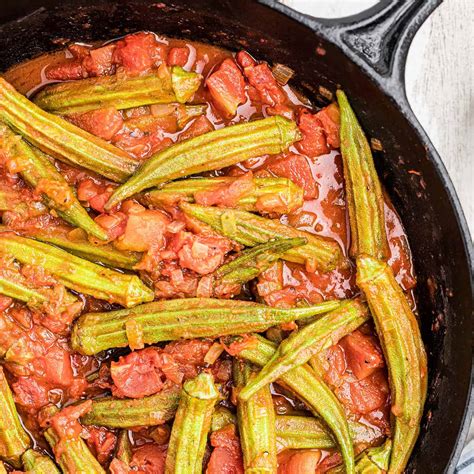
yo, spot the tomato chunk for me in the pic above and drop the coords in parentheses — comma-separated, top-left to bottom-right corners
(85, 426, 117, 465)
(295, 108, 329, 158)
(131, 443, 167, 474)
(82, 44, 116, 77)
(206, 58, 246, 117)
(278, 450, 321, 474)
(68, 107, 123, 141)
(316, 103, 340, 149)
(207, 425, 244, 474)
(168, 47, 190, 67)
(45, 60, 84, 81)
(179, 116, 214, 141)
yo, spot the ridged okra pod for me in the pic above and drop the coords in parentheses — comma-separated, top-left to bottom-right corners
(0, 125, 108, 240)
(357, 256, 427, 474)
(114, 430, 132, 464)
(182, 203, 345, 272)
(0, 78, 137, 182)
(81, 385, 181, 428)
(71, 298, 340, 355)
(171, 66, 203, 103)
(164, 373, 219, 474)
(105, 115, 301, 209)
(226, 334, 355, 474)
(239, 299, 369, 401)
(0, 367, 31, 467)
(211, 407, 237, 432)
(234, 360, 277, 474)
(22, 449, 61, 474)
(143, 176, 304, 214)
(0, 233, 154, 307)
(337, 90, 389, 260)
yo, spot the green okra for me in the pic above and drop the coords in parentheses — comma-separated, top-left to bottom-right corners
(357, 256, 427, 474)
(0, 367, 31, 467)
(165, 373, 219, 474)
(105, 115, 301, 209)
(0, 274, 47, 306)
(22, 449, 61, 474)
(225, 334, 355, 474)
(234, 360, 277, 474)
(0, 124, 108, 240)
(143, 176, 304, 214)
(114, 430, 132, 465)
(239, 299, 369, 401)
(171, 66, 203, 103)
(0, 78, 137, 182)
(81, 385, 181, 428)
(0, 462, 5, 474)
(213, 238, 306, 286)
(71, 298, 340, 355)
(337, 90, 389, 260)
(182, 203, 345, 272)
(211, 407, 237, 432)
(0, 233, 154, 307)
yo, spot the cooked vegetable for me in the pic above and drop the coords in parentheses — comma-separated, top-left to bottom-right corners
(337, 90, 389, 259)
(234, 360, 278, 473)
(0, 462, 6, 474)
(357, 256, 427, 473)
(22, 449, 61, 474)
(81, 385, 181, 428)
(0, 125, 108, 240)
(71, 298, 340, 355)
(143, 176, 304, 213)
(0, 233, 154, 307)
(171, 66, 203, 103)
(105, 116, 301, 209)
(0, 78, 137, 182)
(181, 203, 345, 272)
(164, 373, 219, 474)
(226, 334, 355, 474)
(239, 298, 369, 401)
(114, 430, 133, 465)
(0, 367, 31, 467)
(211, 407, 237, 432)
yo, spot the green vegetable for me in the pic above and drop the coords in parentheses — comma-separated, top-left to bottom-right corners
(0, 77, 137, 182)
(164, 373, 219, 474)
(234, 360, 277, 474)
(105, 115, 301, 209)
(114, 430, 132, 465)
(71, 298, 340, 355)
(0, 124, 107, 240)
(171, 66, 203, 103)
(239, 299, 369, 401)
(22, 449, 61, 474)
(0, 367, 31, 467)
(337, 90, 389, 259)
(0, 232, 154, 307)
(211, 407, 237, 433)
(181, 203, 345, 272)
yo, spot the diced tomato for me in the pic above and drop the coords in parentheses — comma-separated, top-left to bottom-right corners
(95, 212, 128, 241)
(45, 60, 84, 80)
(82, 44, 116, 77)
(113, 32, 166, 74)
(77, 179, 114, 213)
(323, 344, 347, 387)
(167, 47, 190, 67)
(68, 107, 123, 141)
(0, 295, 13, 311)
(339, 329, 384, 380)
(267, 153, 318, 199)
(207, 425, 244, 474)
(131, 443, 167, 474)
(236, 51, 256, 69)
(89, 191, 113, 214)
(316, 103, 340, 148)
(68, 43, 91, 59)
(206, 58, 246, 117)
(162, 339, 212, 379)
(85, 426, 117, 465)
(277, 450, 321, 474)
(295, 108, 330, 158)
(179, 116, 214, 141)
(13, 377, 49, 409)
(39, 344, 74, 387)
(109, 458, 130, 474)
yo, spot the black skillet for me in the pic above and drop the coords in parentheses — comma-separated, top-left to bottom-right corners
(0, 0, 472, 472)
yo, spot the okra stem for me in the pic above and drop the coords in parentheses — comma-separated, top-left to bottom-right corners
(337, 90, 389, 259)
(0, 78, 138, 182)
(0, 233, 154, 307)
(22, 449, 60, 474)
(0, 367, 31, 467)
(105, 115, 301, 209)
(234, 360, 278, 474)
(239, 299, 369, 401)
(164, 373, 219, 474)
(211, 407, 237, 432)
(71, 298, 340, 355)
(182, 203, 345, 272)
(171, 66, 203, 103)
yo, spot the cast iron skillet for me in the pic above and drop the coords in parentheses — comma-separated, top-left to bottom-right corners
(0, 0, 472, 472)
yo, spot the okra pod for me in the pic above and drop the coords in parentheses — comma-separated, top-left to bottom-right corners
(71, 298, 340, 355)
(0, 367, 31, 467)
(211, 407, 237, 432)
(114, 430, 132, 465)
(22, 449, 61, 474)
(226, 334, 355, 474)
(234, 360, 278, 474)
(81, 386, 181, 428)
(213, 238, 306, 285)
(0, 125, 108, 240)
(0, 274, 47, 306)
(164, 373, 219, 474)
(182, 203, 345, 272)
(357, 256, 427, 474)
(0, 78, 138, 182)
(143, 176, 304, 214)
(239, 299, 369, 401)
(337, 90, 389, 259)
(171, 66, 203, 103)
(0, 233, 154, 307)
(105, 115, 301, 209)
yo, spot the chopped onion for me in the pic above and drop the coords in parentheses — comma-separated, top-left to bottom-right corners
(272, 63, 295, 86)
(204, 342, 224, 365)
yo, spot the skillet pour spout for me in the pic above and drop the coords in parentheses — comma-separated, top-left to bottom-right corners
(0, 0, 472, 472)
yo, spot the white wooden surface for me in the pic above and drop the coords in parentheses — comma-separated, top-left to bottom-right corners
(281, 0, 474, 236)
